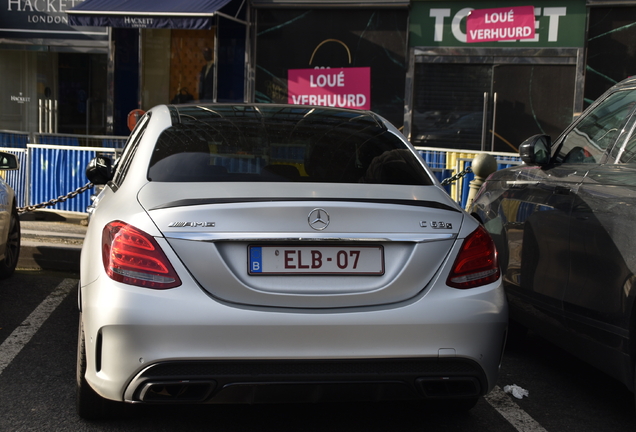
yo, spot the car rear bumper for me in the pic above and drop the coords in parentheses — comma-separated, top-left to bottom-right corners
(124, 358, 486, 404)
(79, 276, 508, 403)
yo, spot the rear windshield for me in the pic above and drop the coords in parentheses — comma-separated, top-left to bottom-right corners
(148, 105, 433, 185)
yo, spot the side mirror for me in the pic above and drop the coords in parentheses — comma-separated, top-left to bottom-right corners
(519, 134, 551, 166)
(0, 152, 18, 170)
(86, 156, 113, 185)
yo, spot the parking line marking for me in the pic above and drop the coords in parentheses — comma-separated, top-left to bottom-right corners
(485, 385, 548, 432)
(0, 278, 75, 376)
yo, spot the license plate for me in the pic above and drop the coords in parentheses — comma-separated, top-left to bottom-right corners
(248, 245, 384, 275)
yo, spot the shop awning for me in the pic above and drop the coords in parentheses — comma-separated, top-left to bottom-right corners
(67, 0, 242, 30)
(251, 0, 409, 7)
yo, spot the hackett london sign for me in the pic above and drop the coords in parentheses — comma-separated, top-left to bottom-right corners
(288, 67, 371, 110)
(1, 0, 107, 40)
(10, 92, 30, 104)
(467, 6, 535, 43)
(123, 16, 154, 28)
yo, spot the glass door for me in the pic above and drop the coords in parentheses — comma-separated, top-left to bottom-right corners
(411, 61, 576, 153)
(412, 63, 492, 151)
(57, 53, 108, 135)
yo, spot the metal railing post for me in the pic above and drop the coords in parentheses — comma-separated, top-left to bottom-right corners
(25, 145, 31, 208)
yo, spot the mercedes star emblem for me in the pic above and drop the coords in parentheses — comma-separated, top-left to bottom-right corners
(308, 208, 330, 231)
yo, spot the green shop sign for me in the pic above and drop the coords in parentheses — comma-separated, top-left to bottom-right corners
(410, 0, 586, 48)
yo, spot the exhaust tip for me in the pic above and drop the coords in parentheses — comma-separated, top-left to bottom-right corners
(138, 380, 216, 403)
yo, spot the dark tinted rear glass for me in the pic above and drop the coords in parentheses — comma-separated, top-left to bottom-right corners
(148, 105, 433, 186)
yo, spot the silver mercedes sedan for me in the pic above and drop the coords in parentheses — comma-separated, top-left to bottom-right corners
(77, 104, 507, 419)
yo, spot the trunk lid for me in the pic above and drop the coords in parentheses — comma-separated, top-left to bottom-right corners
(139, 182, 464, 308)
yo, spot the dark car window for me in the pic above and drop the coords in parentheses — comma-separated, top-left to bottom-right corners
(555, 90, 636, 164)
(617, 134, 636, 163)
(112, 113, 151, 187)
(147, 106, 433, 186)
(612, 93, 636, 163)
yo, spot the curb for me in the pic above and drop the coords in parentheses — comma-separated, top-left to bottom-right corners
(19, 209, 88, 225)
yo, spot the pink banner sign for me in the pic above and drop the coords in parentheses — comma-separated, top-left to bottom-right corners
(466, 6, 536, 43)
(288, 67, 371, 110)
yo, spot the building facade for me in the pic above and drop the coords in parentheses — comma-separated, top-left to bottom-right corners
(0, 0, 249, 137)
(1, 0, 635, 154)
(0, 0, 109, 135)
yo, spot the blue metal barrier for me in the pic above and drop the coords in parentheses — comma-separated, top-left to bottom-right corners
(0, 131, 29, 148)
(419, 150, 447, 171)
(0, 135, 521, 214)
(28, 145, 118, 212)
(214, 155, 267, 173)
(270, 144, 305, 162)
(102, 137, 127, 148)
(24, 133, 126, 212)
(38, 134, 80, 146)
(1, 131, 127, 149)
(35, 133, 128, 148)
(0, 132, 126, 212)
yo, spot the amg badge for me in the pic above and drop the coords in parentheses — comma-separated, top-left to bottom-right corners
(168, 222, 215, 227)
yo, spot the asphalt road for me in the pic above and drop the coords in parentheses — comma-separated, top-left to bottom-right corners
(1, 270, 635, 431)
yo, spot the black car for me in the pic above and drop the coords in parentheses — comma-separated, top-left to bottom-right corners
(470, 76, 636, 402)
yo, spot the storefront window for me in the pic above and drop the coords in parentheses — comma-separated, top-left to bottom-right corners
(0, 50, 38, 132)
(142, 28, 217, 111)
(0, 50, 107, 135)
(255, 8, 408, 128)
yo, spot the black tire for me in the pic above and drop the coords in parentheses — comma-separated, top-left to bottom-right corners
(0, 204, 20, 279)
(77, 315, 125, 420)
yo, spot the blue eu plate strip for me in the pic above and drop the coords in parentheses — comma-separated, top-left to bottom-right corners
(250, 247, 263, 273)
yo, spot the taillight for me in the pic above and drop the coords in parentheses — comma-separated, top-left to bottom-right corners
(101, 221, 181, 289)
(447, 225, 500, 289)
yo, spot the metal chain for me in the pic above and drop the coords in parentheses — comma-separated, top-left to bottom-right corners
(15, 167, 471, 213)
(17, 182, 94, 215)
(440, 166, 472, 186)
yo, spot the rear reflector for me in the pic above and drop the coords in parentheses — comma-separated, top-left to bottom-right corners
(102, 221, 181, 289)
(446, 225, 500, 289)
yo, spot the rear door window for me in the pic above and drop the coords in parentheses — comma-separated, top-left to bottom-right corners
(112, 113, 151, 187)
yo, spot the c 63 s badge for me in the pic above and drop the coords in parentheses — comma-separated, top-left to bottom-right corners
(420, 221, 452, 229)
